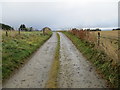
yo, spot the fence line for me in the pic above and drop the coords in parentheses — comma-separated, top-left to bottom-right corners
(69, 29, 118, 63)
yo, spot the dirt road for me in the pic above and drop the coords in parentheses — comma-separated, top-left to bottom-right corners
(3, 32, 57, 88)
(58, 32, 107, 88)
(3, 32, 107, 88)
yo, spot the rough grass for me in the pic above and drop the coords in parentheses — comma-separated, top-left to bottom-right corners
(90, 31, 118, 63)
(2, 31, 52, 80)
(63, 31, 120, 88)
(45, 33, 60, 88)
(93, 30, 118, 39)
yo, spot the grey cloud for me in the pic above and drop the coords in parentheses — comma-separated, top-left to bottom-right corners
(1, 1, 118, 30)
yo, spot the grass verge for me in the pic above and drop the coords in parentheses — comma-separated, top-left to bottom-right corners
(63, 31, 119, 88)
(2, 31, 52, 80)
(45, 32, 60, 88)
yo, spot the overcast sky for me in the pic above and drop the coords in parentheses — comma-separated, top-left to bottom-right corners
(0, 0, 119, 30)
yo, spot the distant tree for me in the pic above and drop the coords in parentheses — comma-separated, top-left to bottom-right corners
(0, 23, 14, 30)
(113, 28, 120, 31)
(72, 28, 77, 31)
(117, 28, 120, 30)
(86, 29, 90, 31)
(19, 24, 27, 31)
(95, 28, 101, 31)
(30, 27, 33, 31)
(22, 24, 26, 28)
(90, 28, 101, 31)
(19, 24, 23, 31)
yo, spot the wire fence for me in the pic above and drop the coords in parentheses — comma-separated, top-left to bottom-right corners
(69, 29, 118, 63)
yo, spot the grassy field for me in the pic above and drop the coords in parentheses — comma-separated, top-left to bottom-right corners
(2, 30, 52, 80)
(93, 30, 118, 39)
(63, 31, 119, 88)
(89, 31, 118, 63)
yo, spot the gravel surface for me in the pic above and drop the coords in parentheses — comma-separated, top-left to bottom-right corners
(3, 32, 107, 88)
(58, 32, 107, 88)
(3, 32, 57, 88)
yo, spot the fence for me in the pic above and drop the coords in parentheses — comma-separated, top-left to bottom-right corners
(69, 29, 118, 63)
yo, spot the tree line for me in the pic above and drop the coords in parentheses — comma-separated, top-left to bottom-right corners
(113, 28, 120, 31)
(19, 24, 33, 31)
(0, 23, 34, 31)
(1, 23, 52, 36)
(0, 23, 14, 30)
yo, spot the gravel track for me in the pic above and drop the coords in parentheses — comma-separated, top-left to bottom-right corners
(3, 32, 57, 88)
(58, 32, 107, 88)
(3, 32, 107, 88)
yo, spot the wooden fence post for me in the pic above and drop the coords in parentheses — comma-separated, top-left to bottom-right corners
(42, 28, 45, 35)
(6, 31, 8, 36)
(19, 28, 21, 35)
(98, 32, 100, 46)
